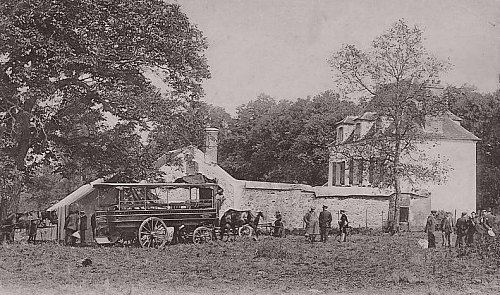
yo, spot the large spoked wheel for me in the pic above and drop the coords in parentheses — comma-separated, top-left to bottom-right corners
(238, 224, 254, 237)
(193, 226, 213, 244)
(138, 217, 169, 248)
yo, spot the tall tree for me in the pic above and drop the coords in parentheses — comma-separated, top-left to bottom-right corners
(446, 86, 500, 210)
(218, 92, 359, 185)
(0, 0, 210, 218)
(328, 19, 450, 231)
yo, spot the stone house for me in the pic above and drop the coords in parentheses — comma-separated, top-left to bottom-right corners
(154, 128, 431, 230)
(328, 111, 479, 227)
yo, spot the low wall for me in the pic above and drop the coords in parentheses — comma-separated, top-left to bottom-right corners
(238, 181, 393, 230)
(236, 181, 430, 231)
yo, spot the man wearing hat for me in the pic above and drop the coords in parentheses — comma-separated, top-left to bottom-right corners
(319, 205, 332, 243)
(273, 211, 284, 237)
(338, 210, 349, 242)
(303, 208, 319, 242)
(424, 210, 437, 248)
(455, 212, 468, 248)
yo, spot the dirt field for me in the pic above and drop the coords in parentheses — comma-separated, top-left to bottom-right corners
(0, 232, 499, 295)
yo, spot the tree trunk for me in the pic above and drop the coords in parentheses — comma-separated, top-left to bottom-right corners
(388, 137, 402, 233)
(0, 168, 22, 221)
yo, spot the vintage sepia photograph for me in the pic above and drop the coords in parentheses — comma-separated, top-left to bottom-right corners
(1, 0, 499, 294)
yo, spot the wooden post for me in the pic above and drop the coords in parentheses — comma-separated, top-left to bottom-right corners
(365, 207, 368, 228)
(118, 189, 121, 210)
(382, 211, 384, 230)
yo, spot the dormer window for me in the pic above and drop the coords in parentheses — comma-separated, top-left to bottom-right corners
(337, 127, 344, 143)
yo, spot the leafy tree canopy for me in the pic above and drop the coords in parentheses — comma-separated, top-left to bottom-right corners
(0, 0, 210, 216)
(0, 0, 210, 173)
(219, 92, 359, 185)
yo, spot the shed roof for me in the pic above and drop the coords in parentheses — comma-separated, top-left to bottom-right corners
(46, 179, 104, 211)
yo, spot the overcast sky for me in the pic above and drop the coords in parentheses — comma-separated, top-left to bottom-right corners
(176, 0, 500, 114)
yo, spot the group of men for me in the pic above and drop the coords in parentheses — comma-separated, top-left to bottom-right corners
(424, 209, 496, 248)
(63, 210, 89, 246)
(303, 205, 349, 243)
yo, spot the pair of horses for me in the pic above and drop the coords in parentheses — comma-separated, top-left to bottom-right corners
(0, 211, 56, 244)
(219, 209, 264, 240)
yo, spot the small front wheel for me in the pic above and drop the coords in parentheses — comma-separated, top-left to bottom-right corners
(193, 226, 213, 244)
(238, 224, 254, 237)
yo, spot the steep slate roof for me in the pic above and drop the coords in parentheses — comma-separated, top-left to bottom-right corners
(336, 115, 357, 125)
(446, 111, 463, 122)
(337, 112, 479, 144)
(422, 116, 479, 141)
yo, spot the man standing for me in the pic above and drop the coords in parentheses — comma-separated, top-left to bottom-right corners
(484, 208, 495, 231)
(304, 208, 319, 242)
(455, 212, 468, 248)
(338, 210, 349, 242)
(273, 211, 284, 237)
(441, 212, 453, 247)
(79, 211, 88, 246)
(318, 205, 332, 243)
(466, 211, 477, 246)
(424, 211, 437, 248)
(64, 210, 79, 246)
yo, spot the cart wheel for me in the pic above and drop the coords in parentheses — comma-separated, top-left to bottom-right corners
(138, 217, 169, 248)
(238, 224, 254, 237)
(193, 226, 213, 244)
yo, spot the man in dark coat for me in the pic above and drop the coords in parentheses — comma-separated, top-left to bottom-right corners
(79, 211, 87, 246)
(64, 210, 79, 246)
(27, 218, 39, 244)
(318, 205, 332, 243)
(338, 209, 349, 242)
(440, 212, 453, 247)
(273, 211, 284, 237)
(455, 212, 468, 248)
(466, 211, 477, 246)
(90, 213, 96, 241)
(424, 211, 437, 248)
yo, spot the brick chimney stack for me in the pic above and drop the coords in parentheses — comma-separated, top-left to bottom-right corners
(204, 127, 219, 165)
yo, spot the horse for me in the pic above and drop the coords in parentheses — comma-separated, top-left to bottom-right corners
(219, 209, 264, 240)
(0, 213, 18, 243)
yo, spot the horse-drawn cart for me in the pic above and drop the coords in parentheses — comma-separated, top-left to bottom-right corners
(93, 182, 221, 248)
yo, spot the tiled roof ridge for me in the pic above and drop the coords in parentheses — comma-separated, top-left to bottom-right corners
(336, 111, 478, 142)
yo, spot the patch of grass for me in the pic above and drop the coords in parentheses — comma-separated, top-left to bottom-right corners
(254, 238, 291, 260)
(1, 233, 500, 294)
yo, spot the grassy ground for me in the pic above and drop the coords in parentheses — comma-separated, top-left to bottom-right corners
(0, 232, 499, 295)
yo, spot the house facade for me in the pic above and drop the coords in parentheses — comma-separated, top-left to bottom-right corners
(328, 111, 479, 222)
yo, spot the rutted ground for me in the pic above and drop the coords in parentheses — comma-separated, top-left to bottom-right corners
(0, 232, 499, 295)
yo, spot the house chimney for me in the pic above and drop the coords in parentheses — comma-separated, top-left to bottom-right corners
(204, 127, 219, 165)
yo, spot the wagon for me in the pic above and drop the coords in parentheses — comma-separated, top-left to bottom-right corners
(93, 182, 221, 248)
